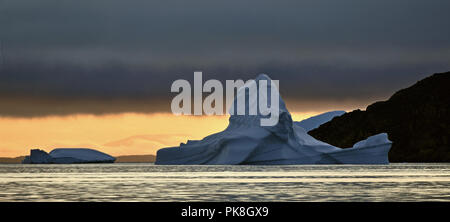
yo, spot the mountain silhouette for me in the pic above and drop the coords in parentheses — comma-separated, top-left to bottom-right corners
(309, 71, 450, 162)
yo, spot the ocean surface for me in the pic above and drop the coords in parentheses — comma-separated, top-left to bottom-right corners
(0, 163, 449, 201)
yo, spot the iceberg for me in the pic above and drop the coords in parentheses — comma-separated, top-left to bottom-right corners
(294, 110, 345, 132)
(155, 74, 391, 165)
(22, 148, 116, 164)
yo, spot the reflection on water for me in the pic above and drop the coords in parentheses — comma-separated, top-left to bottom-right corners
(0, 163, 449, 201)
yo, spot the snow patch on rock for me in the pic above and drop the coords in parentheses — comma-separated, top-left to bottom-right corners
(294, 110, 346, 132)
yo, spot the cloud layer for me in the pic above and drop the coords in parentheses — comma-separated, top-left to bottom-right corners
(1, 0, 450, 116)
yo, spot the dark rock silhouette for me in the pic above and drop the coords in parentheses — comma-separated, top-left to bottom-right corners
(309, 71, 450, 162)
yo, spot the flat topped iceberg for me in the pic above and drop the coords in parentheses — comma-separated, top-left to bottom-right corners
(22, 148, 115, 164)
(156, 74, 392, 165)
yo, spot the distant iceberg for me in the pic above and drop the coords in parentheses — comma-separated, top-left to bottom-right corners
(22, 148, 115, 164)
(294, 110, 345, 132)
(156, 74, 392, 165)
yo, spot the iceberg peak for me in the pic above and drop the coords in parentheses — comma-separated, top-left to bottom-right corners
(228, 73, 289, 128)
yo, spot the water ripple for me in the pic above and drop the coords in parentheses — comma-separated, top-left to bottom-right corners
(0, 163, 449, 201)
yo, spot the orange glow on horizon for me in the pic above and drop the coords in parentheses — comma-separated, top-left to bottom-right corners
(0, 112, 322, 157)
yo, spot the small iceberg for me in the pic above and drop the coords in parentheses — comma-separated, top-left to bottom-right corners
(155, 74, 392, 165)
(22, 148, 116, 164)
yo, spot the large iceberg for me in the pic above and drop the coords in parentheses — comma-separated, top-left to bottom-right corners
(22, 148, 116, 164)
(155, 74, 391, 165)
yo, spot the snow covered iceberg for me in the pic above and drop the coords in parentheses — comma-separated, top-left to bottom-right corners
(22, 148, 116, 164)
(155, 74, 391, 165)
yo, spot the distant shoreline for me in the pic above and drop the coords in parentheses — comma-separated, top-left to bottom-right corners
(1, 155, 449, 164)
(0, 154, 156, 164)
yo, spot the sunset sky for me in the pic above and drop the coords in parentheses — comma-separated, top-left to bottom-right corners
(1, 0, 450, 157)
(0, 112, 324, 157)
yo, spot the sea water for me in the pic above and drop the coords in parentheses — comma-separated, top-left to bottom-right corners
(0, 163, 449, 201)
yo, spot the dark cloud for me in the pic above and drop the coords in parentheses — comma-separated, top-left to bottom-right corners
(1, 0, 450, 117)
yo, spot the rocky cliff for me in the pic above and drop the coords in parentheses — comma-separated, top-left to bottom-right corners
(309, 72, 450, 162)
